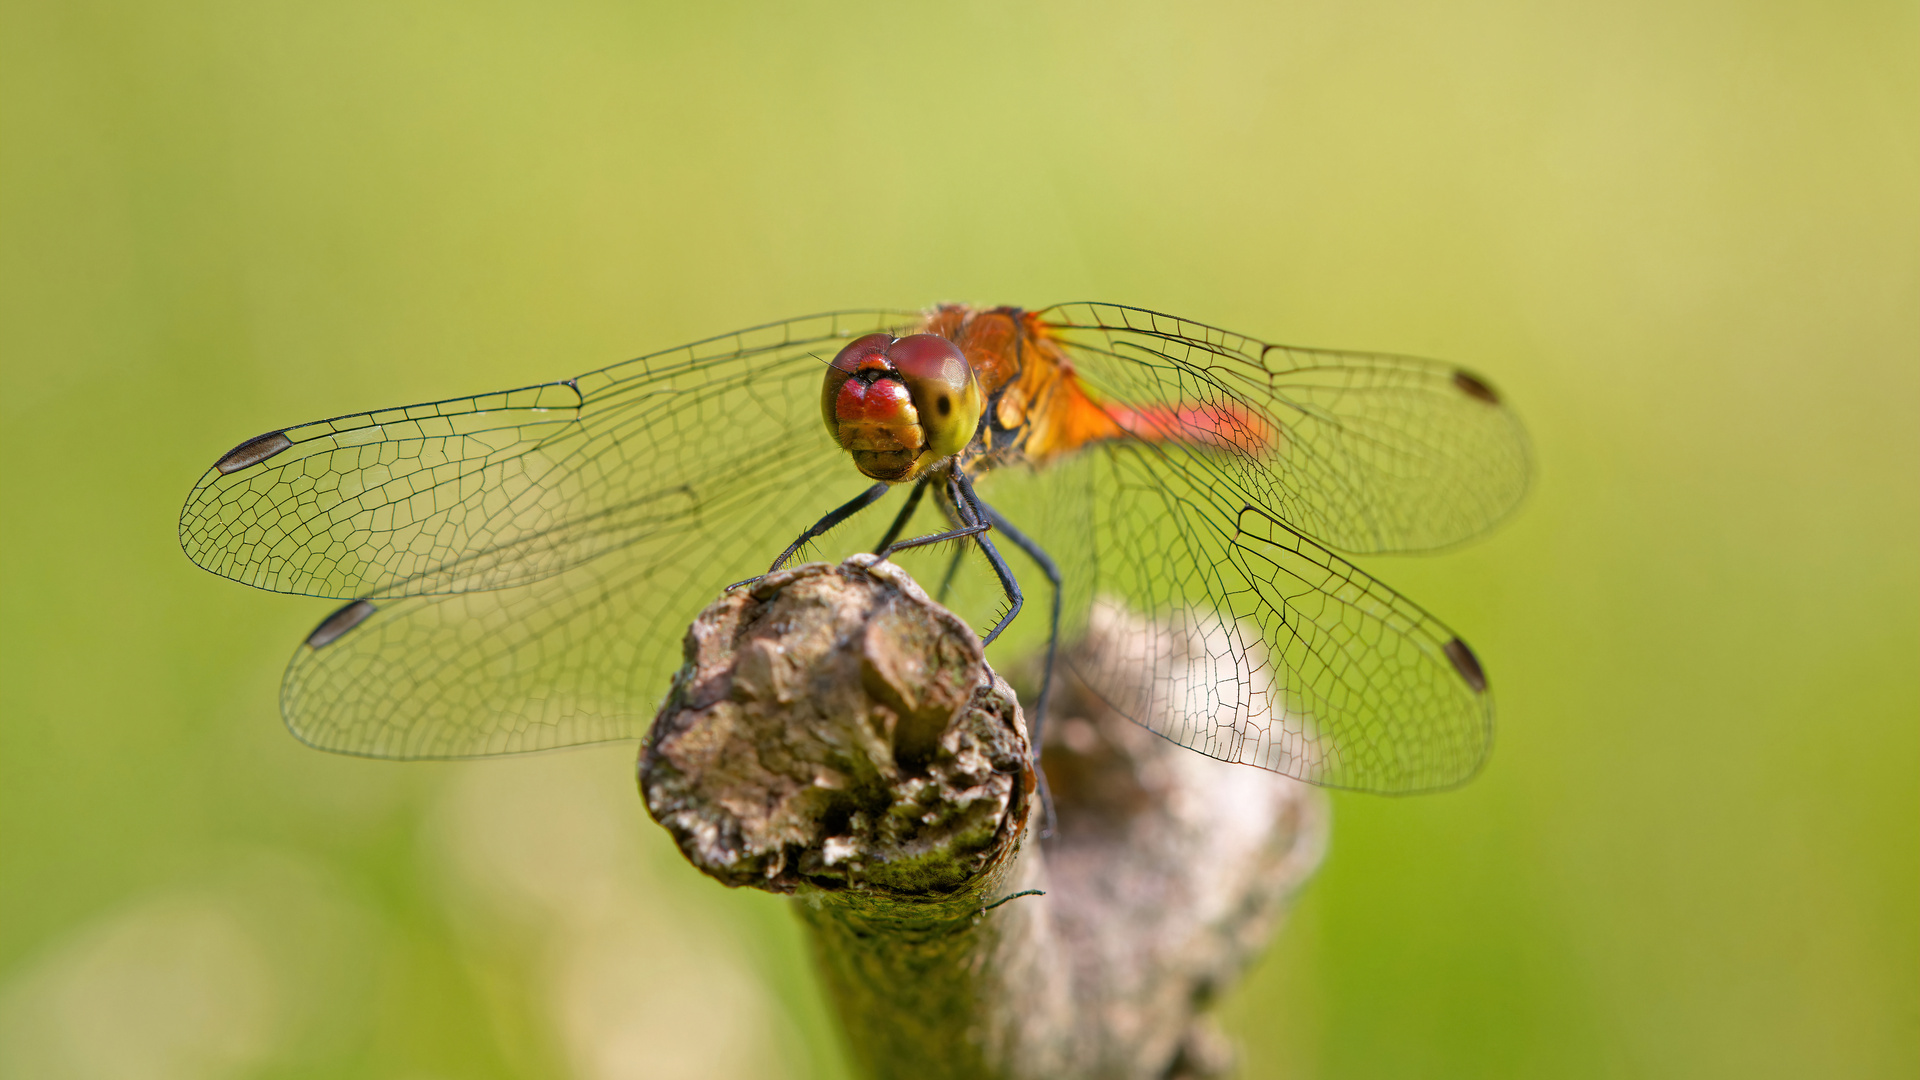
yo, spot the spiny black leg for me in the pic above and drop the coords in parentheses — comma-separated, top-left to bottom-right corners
(731, 482, 889, 589)
(974, 497, 1062, 756)
(871, 475, 929, 553)
(951, 472, 1022, 647)
(876, 518, 989, 559)
(875, 488, 988, 560)
(769, 481, 889, 572)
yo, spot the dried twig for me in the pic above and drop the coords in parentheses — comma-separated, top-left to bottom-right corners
(640, 557, 1325, 1079)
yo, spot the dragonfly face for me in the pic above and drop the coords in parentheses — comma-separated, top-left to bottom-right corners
(822, 332, 983, 483)
(179, 303, 1530, 793)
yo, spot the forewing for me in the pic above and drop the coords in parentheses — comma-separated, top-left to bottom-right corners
(1042, 439, 1492, 793)
(1039, 302, 1531, 555)
(181, 312, 919, 599)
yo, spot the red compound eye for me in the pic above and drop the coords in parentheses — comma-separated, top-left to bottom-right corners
(886, 334, 968, 388)
(827, 333, 894, 374)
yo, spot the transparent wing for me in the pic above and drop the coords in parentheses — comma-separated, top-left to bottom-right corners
(180, 311, 920, 599)
(278, 434, 902, 759)
(968, 302, 1523, 791)
(990, 438, 1492, 793)
(1038, 302, 1531, 555)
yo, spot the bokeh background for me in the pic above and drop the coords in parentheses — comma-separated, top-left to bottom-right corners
(3, 1, 1914, 1077)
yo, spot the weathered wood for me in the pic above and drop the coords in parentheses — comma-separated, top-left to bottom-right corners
(639, 556, 1326, 1079)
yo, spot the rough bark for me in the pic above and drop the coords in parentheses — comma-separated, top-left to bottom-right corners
(639, 556, 1327, 1079)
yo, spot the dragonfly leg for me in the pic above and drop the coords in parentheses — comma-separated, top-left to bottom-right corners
(875, 472, 991, 561)
(731, 482, 890, 589)
(914, 481, 969, 601)
(874, 518, 989, 561)
(870, 475, 930, 552)
(950, 472, 1023, 647)
(973, 497, 1062, 757)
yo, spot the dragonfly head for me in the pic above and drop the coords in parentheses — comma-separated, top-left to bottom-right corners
(822, 333, 982, 483)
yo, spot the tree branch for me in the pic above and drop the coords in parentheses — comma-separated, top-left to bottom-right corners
(640, 557, 1326, 1079)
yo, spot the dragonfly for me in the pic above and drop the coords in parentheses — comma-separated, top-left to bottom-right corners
(179, 303, 1529, 794)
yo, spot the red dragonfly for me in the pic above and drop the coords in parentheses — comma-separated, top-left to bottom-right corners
(180, 304, 1529, 793)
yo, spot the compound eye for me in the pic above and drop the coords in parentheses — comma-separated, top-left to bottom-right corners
(886, 334, 968, 389)
(886, 334, 981, 459)
(829, 333, 896, 373)
(822, 333, 899, 433)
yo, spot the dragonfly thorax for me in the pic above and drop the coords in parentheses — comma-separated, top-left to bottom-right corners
(822, 333, 983, 483)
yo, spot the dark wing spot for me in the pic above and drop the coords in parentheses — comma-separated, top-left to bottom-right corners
(1452, 370, 1501, 405)
(214, 431, 293, 474)
(937, 394, 951, 416)
(1443, 637, 1488, 693)
(306, 600, 376, 649)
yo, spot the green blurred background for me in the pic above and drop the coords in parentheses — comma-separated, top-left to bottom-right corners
(3, 0, 1914, 1076)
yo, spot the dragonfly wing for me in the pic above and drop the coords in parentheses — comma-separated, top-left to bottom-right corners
(281, 560, 655, 759)
(1041, 439, 1492, 793)
(1039, 302, 1531, 555)
(279, 432, 897, 759)
(181, 311, 921, 599)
